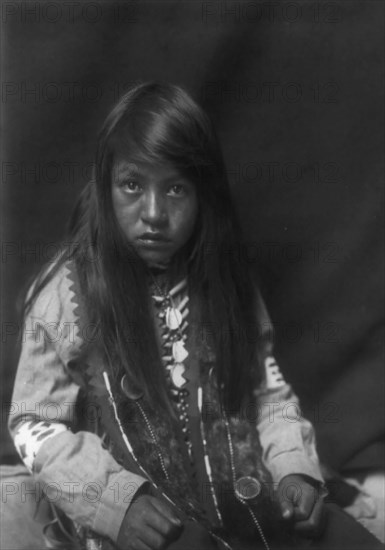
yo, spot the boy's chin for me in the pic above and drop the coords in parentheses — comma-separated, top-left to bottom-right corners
(147, 260, 171, 270)
(140, 252, 172, 270)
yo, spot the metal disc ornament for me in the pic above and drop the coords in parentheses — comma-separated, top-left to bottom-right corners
(165, 307, 182, 330)
(120, 374, 144, 401)
(234, 476, 262, 501)
(170, 363, 187, 388)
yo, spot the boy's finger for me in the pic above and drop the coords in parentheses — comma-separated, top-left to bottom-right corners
(150, 496, 182, 524)
(148, 498, 183, 538)
(138, 525, 169, 550)
(293, 484, 316, 520)
(279, 477, 303, 506)
(278, 498, 295, 520)
(293, 498, 326, 537)
(133, 539, 153, 550)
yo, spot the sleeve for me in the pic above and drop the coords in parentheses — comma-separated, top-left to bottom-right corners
(254, 291, 324, 485)
(8, 266, 148, 543)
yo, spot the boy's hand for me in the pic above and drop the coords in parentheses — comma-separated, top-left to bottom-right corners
(117, 494, 184, 550)
(277, 474, 326, 538)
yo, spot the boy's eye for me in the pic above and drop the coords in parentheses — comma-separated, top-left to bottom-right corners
(168, 184, 187, 196)
(121, 181, 141, 192)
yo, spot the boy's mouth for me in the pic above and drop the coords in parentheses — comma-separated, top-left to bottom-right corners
(137, 232, 171, 246)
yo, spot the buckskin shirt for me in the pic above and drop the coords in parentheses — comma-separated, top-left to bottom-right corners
(8, 261, 323, 547)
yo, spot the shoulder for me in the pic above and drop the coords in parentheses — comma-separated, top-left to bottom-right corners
(28, 260, 82, 321)
(26, 259, 88, 360)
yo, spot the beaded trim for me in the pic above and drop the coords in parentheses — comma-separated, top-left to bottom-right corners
(14, 420, 69, 472)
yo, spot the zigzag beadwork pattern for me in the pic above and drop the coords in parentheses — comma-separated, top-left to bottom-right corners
(264, 356, 286, 389)
(14, 420, 69, 472)
(65, 260, 89, 354)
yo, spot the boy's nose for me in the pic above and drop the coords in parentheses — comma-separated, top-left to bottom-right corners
(141, 191, 167, 226)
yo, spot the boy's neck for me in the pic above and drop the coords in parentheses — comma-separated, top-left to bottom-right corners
(148, 257, 187, 292)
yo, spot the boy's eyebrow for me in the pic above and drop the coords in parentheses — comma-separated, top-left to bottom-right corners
(114, 164, 190, 184)
(114, 162, 141, 177)
(162, 174, 187, 184)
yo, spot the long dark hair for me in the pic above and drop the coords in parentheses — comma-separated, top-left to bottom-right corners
(24, 82, 263, 412)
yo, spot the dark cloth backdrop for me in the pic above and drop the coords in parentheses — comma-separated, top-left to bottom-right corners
(1, 1, 384, 474)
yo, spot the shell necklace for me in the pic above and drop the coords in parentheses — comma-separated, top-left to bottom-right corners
(150, 274, 189, 390)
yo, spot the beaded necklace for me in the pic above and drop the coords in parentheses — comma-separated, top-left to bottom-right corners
(149, 274, 197, 465)
(150, 275, 190, 388)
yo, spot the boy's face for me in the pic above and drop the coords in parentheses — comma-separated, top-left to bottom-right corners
(111, 156, 198, 268)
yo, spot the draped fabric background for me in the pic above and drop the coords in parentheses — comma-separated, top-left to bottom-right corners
(1, 1, 384, 475)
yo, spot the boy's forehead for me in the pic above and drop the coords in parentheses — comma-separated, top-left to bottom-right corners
(113, 157, 140, 175)
(112, 156, 184, 180)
